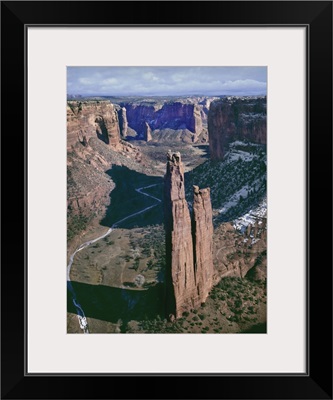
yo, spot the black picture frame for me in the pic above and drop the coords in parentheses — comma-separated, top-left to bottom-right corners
(1, 1, 332, 399)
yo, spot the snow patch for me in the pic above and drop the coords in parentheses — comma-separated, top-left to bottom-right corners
(219, 185, 252, 214)
(224, 141, 262, 163)
(226, 150, 256, 162)
(233, 197, 267, 233)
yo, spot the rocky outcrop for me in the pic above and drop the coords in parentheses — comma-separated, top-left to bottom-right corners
(118, 107, 128, 138)
(208, 97, 266, 160)
(67, 100, 121, 149)
(143, 122, 152, 142)
(164, 152, 214, 318)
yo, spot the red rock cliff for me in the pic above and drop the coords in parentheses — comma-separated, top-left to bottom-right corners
(208, 97, 266, 160)
(164, 152, 214, 318)
(67, 100, 121, 148)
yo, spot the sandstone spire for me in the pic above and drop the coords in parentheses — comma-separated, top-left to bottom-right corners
(192, 186, 214, 303)
(144, 122, 152, 142)
(164, 152, 214, 318)
(118, 107, 128, 138)
(164, 151, 196, 318)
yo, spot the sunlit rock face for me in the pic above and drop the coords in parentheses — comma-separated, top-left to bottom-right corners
(164, 152, 214, 318)
(67, 100, 121, 149)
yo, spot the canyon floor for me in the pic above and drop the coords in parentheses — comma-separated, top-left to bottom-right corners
(67, 141, 267, 334)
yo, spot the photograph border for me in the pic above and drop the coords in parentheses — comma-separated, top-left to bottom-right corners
(1, 1, 332, 399)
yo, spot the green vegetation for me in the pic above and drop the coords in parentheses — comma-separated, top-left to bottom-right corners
(130, 276, 266, 334)
(129, 224, 166, 274)
(210, 276, 266, 326)
(138, 317, 184, 334)
(185, 142, 266, 224)
(67, 213, 89, 241)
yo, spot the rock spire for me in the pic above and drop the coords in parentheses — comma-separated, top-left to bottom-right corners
(164, 152, 214, 318)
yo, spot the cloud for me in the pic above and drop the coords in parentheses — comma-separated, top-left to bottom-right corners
(143, 72, 159, 82)
(102, 78, 118, 85)
(68, 67, 267, 96)
(171, 73, 184, 82)
(222, 79, 266, 89)
(78, 77, 94, 85)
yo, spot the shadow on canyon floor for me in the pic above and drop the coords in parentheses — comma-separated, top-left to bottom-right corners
(100, 165, 164, 229)
(241, 322, 267, 333)
(68, 280, 165, 326)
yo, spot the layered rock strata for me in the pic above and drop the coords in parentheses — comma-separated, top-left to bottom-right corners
(67, 100, 121, 149)
(164, 152, 214, 318)
(67, 101, 145, 244)
(123, 102, 203, 138)
(208, 97, 266, 160)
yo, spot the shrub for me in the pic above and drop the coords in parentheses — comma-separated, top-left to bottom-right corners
(234, 298, 243, 308)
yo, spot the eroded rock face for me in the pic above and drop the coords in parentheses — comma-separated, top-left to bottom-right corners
(164, 152, 214, 318)
(164, 152, 196, 318)
(67, 101, 147, 246)
(208, 97, 266, 160)
(123, 102, 203, 137)
(192, 186, 214, 303)
(67, 100, 121, 148)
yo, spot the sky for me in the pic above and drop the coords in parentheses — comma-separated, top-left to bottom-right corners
(67, 67, 266, 97)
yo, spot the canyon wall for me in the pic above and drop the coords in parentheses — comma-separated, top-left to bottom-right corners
(122, 101, 203, 142)
(164, 152, 214, 318)
(67, 100, 146, 245)
(67, 100, 121, 149)
(208, 97, 266, 160)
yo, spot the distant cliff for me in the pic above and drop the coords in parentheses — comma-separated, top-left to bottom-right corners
(123, 101, 202, 139)
(208, 97, 266, 160)
(115, 96, 222, 143)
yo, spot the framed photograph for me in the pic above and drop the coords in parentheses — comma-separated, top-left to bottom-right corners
(1, 1, 332, 399)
